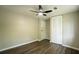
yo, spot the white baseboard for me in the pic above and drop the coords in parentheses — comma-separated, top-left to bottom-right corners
(1, 39, 79, 52)
(0, 39, 38, 52)
(62, 44, 79, 51)
(50, 41, 79, 51)
(50, 40, 62, 45)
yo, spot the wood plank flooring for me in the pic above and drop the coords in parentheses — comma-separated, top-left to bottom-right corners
(0, 39, 79, 54)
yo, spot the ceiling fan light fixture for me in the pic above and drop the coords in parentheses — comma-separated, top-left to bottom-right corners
(39, 9, 42, 11)
(38, 12, 43, 15)
(30, 5, 53, 16)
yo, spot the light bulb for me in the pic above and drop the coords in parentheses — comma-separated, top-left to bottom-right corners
(38, 12, 43, 15)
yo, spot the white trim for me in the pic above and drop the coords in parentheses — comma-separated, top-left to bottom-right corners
(0, 39, 38, 52)
(50, 40, 62, 45)
(50, 41, 79, 51)
(1, 39, 79, 52)
(62, 44, 79, 51)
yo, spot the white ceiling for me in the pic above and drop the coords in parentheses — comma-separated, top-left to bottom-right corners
(0, 5, 79, 19)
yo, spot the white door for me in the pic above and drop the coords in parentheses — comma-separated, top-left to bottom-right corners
(50, 16, 62, 44)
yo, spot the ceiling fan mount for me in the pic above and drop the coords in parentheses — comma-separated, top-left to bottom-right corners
(30, 5, 57, 16)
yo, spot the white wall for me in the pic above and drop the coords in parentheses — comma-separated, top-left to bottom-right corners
(0, 8, 39, 51)
(46, 19, 50, 39)
(38, 17, 47, 40)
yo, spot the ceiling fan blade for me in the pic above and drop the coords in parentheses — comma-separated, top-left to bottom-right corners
(43, 14, 46, 16)
(30, 10, 38, 13)
(39, 5, 43, 10)
(43, 10, 52, 13)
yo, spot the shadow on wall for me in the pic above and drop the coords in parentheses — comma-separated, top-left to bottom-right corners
(71, 12, 79, 48)
(62, 11, 79, 49)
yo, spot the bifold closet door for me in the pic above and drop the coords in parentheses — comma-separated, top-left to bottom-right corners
(50, 16, 62, 44)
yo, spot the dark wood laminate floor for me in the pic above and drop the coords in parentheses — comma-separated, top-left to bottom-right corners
(0, 39, 79, 54)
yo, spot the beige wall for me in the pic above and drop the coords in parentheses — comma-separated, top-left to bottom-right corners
(0, 9, 39, 50)
(62, 11, 79, 48)
(0, 7, 79, 51)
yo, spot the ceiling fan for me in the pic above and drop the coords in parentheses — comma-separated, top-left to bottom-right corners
(30, 5, 56, 16)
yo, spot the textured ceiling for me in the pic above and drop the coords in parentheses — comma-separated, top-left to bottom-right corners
(0, 5, 79, 19)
